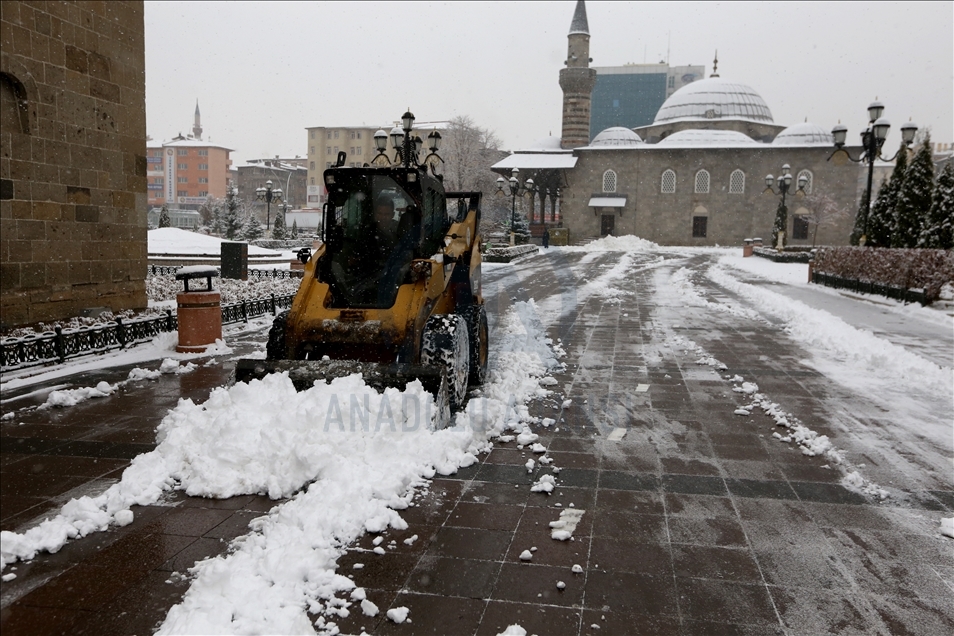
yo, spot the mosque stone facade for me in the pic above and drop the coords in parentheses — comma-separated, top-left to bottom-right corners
(495, 0, 862, 247)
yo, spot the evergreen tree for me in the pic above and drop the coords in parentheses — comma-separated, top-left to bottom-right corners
(272, 211, 287, 240)
(158, 204, 171, 228)
(771, 199, 787, 249)
(893, 133, 934, 248)
(223, 185, 244, 240)
(848, 190, 870, 245)
(921, 160, 954, 249)
(512, 211, 531, 244)
(866, 177, 894, 247)
(211, 198, 226, 236)
(242, 213, 264, 241)
(291, 219, 299, 239)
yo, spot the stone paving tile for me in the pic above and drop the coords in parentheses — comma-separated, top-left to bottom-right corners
(3, 254, 951, 636)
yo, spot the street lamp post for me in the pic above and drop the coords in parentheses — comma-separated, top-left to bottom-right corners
(829, 101, 917, 245)
(764, 164, 807, 249)
(496, 168, 538, 246)
(255, 179, 283, 231)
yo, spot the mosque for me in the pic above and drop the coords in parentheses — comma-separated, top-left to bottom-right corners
(493, 1, 861, 246)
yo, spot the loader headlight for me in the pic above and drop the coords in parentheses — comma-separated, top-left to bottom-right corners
(324, 174, 335, 185)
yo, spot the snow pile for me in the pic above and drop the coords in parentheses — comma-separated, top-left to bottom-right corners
(497, 626, 527, 636)
(2, 301, 565, 635)
(557, 234, 658, 252)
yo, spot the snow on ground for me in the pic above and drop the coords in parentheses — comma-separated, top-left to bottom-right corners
(0, 331, 243, 397)
(1, 301, 563, 635)
(148, 228, 281, 257)
(707, 262, 953, 447)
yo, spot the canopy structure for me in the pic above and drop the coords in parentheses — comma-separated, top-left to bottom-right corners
(588, 196, 627, 207)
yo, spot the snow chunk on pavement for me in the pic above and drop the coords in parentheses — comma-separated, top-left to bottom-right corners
(516, 428, 539, 445)
(387, 607, 410, 623)
(530, 443, 547, 453)
(941, 518, 954, 539)
(519, 549, 533, 561)
(41, 381, 116, 408)
(531, 474, 557, 494)
(360, 599, 379, 616)
(497, 625, 527, 636)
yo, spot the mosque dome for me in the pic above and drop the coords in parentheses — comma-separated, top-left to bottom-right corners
(653, 77, 774, 124)
(772, 122, 833, 146)
(655, 129, 759, 147)
(588, 127, 643, 147)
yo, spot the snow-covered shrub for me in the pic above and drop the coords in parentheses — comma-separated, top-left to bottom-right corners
(813, 246, 954, 302)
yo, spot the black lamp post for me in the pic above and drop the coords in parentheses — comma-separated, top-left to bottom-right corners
(255, 179, 283, 231)
(496, 168, 538, 246)
(830, 101, 917, 245)
(372, 112, 442, 170)
(764, 164, 807, 249)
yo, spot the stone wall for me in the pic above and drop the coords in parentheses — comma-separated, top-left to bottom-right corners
(559, 145, 859, 246)
(0, 1, 147, 328)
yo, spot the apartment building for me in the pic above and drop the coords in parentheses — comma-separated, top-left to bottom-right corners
(147, 136, 233, 210)
(304, 122, 448, 208)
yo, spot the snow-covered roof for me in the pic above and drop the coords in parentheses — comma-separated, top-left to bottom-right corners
(653, 77, 774, 124)
(654, 129, 761, 148)
(492, 153, 578, 170)
(581, 127, 643, 149)
(772, 122, 834, 146)
(523, 136, 566, 152)
(157, 138, 235, 152)
(588, 196, 627, 207)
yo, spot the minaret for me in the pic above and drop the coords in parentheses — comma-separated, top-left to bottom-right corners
(559, 0, 597, 149)
(192, 100, 203, 140)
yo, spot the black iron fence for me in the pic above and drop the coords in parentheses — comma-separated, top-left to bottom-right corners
(148, 265, 303, 280)
(1, 293, 295, 373)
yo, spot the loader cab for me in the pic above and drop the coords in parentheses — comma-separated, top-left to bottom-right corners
(322, 166, 448, 308)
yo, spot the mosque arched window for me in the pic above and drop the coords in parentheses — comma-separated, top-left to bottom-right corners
(797, 169, 813, 194)
(602, 170, 617, 193)
(694, 170, 710, 194)
(729, 169, 745, 194)
(661, 169, 676, 194)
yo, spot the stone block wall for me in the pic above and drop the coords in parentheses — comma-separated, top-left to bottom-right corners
(1, 1, 146, 329)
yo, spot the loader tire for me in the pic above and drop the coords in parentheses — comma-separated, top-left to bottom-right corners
(421, 314, 470, 412)
(460, 305, 489, 386)
(265, 310, 290, 360)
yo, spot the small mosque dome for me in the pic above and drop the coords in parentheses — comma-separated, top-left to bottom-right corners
(655, 129, 758, 147)
(773, 122, 834, 146)
(589, 127, 643, 147)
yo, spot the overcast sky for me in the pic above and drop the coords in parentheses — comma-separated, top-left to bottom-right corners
(144, 1, 953, 167)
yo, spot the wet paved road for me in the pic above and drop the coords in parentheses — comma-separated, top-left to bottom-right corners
(1, 249, 952, 635)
